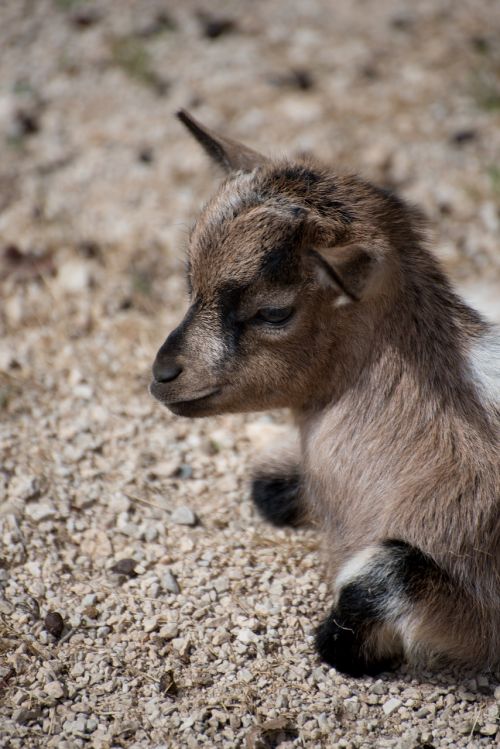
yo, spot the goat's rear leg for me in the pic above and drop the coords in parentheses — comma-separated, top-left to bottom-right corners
(251, 446, 306, 527)
(315, 540, 451, 676)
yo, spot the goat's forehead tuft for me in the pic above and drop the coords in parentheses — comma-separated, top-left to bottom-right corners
(192, 157, 329, 235)
(188, 166, 311, 293)
(200, 171, 262, 227)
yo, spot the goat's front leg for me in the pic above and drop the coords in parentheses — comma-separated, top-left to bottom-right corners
(250, 440, 307, 528)
(315, 540, 450, 676)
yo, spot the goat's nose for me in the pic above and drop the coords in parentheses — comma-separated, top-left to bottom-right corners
(153, 357, 183, 383)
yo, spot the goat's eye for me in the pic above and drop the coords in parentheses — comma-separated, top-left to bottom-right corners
(256, 306, 294, 325)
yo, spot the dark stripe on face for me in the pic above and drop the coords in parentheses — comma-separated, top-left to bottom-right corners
(260, 242, 300, 285)
(259, 215, 306, 285)
(217, 282, 248, 357)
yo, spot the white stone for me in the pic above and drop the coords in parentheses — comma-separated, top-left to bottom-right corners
(69, 716, 87, 734)
(25, 503, 56, 522)
(44, 681, 64, 699)
(171, 637, 190, 656)
(213, 576, 229, 593)
(143, 616, 158, 633)
(107, 493, 131, 513)
(73, 384, 93, 400)
(170, 506, 197, 526)
(158, 623, 179, 640)
(382, 697, 402, 716)
(81, 594, 98, 607)
(161, 570, 180, 594)
(57, 260, 91, 293)
(71, 663, 85, 678)
(237, 628, 258, 644)
(480, 724, 498, 737)
(239, 669, 253, 683)
(8, 475, 41, 501)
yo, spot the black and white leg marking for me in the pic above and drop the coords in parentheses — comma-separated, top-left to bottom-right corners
(315, 540, 444, 676)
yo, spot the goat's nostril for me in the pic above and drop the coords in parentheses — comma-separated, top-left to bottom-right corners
(153, 360, 183, 383)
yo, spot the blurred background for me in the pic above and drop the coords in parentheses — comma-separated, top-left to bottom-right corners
(0, 1, 499, 746)
(0, 0, 499, 346)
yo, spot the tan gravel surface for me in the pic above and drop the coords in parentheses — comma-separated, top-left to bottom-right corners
(1, 1, 499, 747)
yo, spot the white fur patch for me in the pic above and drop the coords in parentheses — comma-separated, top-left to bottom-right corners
(468, 328, 500, 407)
(208, 171, 259, 227)
(334, 294, 351, 308)
(335, 546, 379, 591)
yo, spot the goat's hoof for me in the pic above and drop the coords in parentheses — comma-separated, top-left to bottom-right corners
(251, 471, 303, 527)
(315, 614, 395, 677)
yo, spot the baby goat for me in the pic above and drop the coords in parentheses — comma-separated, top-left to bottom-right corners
(151, 111, 500, 676)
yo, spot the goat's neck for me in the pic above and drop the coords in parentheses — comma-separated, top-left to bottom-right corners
(298, 245, 487, 429)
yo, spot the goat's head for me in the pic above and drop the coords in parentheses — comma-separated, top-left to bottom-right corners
(151, 111, 409, 417)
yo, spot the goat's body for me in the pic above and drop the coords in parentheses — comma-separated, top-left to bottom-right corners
(153, 111, 500, 676)
(298, 254, 500, 669)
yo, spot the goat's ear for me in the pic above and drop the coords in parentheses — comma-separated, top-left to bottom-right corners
(177, 110, 268, 173)
(310, 244, 380, 304)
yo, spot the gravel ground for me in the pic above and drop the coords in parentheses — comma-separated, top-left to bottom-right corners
(1, 1, 499, 747)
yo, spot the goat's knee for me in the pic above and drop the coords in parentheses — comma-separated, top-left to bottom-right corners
(251, 466, 305, 527)
(315, 540, 447, 676)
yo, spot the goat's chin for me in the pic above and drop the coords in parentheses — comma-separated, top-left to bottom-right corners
(151, 381, 289, 419)
(166, 398, 221, 418)
(158, 388, 226, 418)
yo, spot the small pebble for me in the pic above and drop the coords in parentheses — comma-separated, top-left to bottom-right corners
(81, 594, 98, 607)
(171, 637, 191, 657)
(382, 697, 401, 716)
(159, 623, 179, 639)
(110, 558, 137, 577)
(176, 464, 193, 479)
(170, 506, 197, 526)
(416, 707, 432, 718)
(479, 723, 497, 736)
(14, 707, 42, 725)
(82, 604, 99, 619)
(72, 716, 87, 733)
(237, 628, 258, 644)
(44, 681, 65, 700)
(159, 670, 178, 696)
(162, 570, 180, 594)
(197, 12, 236, 39)
(143, 616, 158, 633)
(44, 611, 65, 639)
(25, 503, 56, 522)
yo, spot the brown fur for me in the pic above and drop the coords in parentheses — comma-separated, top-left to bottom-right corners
(151, 111, 500, 672)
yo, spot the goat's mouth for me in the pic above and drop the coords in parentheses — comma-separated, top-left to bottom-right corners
(149, 381, 222, 416)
